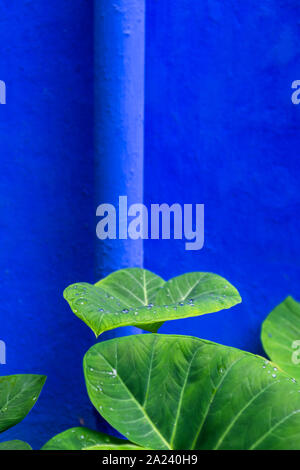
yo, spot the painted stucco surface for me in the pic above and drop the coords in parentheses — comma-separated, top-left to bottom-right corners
(145, 0, 300, 353)
(0, 0, 300, 450)
(0, 1, 101, 448)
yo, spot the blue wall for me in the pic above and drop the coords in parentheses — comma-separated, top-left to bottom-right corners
(145, 0, 300, 353)
(0, 1, 101, 449)
(0, 0, 300, 450)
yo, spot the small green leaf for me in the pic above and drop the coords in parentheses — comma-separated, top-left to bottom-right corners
(0, 440, 32, 450)
(64, 269, 241, 337)
(42, 427, 139, 450)
(261, 296, 300, 381)
(84, 334, 300, 450)
(0, 375, 46, 433)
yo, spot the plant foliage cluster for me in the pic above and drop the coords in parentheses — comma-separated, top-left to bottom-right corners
(1, 268, 300, 450)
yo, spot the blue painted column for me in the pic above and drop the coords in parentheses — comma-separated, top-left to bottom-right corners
(94, 0, 145, 279)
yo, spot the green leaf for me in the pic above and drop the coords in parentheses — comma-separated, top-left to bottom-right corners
(84, 334, 300, 450)
(64, 269, 241, 337)
(41, 427, 141, 451)
(0, 375, 46, 433)
(261, 296, 300, 381)
(0, 440, 32, 450)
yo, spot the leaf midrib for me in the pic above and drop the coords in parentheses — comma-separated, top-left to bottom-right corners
(91, 349, 171, 450)
(169, 345, 202, 447)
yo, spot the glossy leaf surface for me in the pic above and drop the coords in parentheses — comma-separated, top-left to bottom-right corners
(262, 296, 300, 381)
(0, 375, 46, 433)
(64, 269, 241, 336)
(0, 440, 31, 450)
(42, 426, 142, 450)
(84, 334, 300, 450)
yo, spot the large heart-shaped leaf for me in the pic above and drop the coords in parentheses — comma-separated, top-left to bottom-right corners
(0, 440, 32, 450)
(0, 375, 46, 433)
(64, 269, 241, 337)
(84, 334, 300, 450)
(261, 296, 300, 381)
(41, 427, 144, 450)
